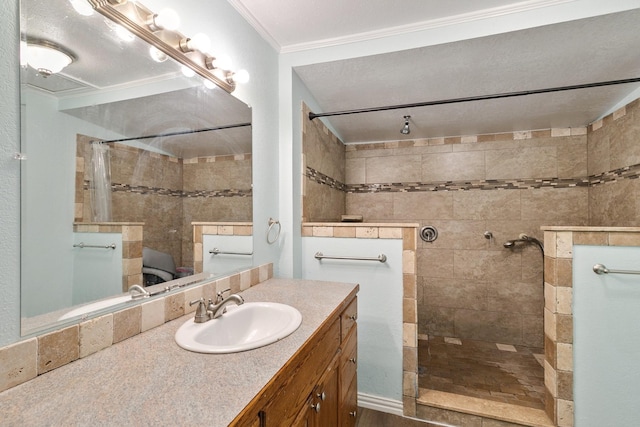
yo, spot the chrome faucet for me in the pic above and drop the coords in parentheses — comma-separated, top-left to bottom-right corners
(188, 288, 244, 323)
(128, 284, 150, 300)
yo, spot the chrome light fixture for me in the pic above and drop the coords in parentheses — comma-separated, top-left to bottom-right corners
(87, 0, 248, 93)
(25, 40, 75, 77)
(400, 115, 411, 135)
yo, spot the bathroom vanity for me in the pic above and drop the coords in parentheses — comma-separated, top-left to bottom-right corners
(0, 278, 358, 426)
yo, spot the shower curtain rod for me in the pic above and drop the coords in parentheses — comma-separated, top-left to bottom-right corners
(308, 77, 640, 120)
(93, 122, 252, 144)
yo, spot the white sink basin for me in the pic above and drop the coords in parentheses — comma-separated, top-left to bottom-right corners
(175, 302, 302, 354)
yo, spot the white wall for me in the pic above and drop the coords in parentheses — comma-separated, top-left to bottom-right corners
(573, 245, 640, 426)
(301, 237, 403, 409)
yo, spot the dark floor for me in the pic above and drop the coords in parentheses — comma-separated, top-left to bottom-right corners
(418, 336, 545, 410)
(356, 407, 439, 426)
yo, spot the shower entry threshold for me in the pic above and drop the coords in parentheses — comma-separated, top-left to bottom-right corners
(416, 389, 553, 427)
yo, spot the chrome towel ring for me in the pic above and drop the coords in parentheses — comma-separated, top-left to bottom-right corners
(267, 218, 281, 244)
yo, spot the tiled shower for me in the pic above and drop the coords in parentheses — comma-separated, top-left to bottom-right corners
(302, 97, 640, 417)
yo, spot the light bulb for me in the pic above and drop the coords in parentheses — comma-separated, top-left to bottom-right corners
(231, 69, 250, 84)
(203, 79, 216, 89)
(206, 52, 232, 70)
(149, 46, 167, 62)
(181, 66, 195, 78)
(153, 8, 180, 31)
(69, 0, 94, 16)
(189, 33, 211, 52)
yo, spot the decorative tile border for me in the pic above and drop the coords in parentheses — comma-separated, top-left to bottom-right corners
(301, 223, 420, 416)
(85, 181, 252, 198)
(306, 164, 640, 194)
(0, 264, 273, 393)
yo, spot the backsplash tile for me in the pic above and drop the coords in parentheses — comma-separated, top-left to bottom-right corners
(0, 264, 274, 393)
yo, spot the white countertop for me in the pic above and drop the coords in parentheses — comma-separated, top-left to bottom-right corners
(0, 278, 358, 426)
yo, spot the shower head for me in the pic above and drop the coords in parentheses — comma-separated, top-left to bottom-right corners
(503, 240, 516, 248)
(400, 115, 411, 135)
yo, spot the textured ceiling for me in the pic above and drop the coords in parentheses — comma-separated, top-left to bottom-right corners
(294, 10, 640, 143)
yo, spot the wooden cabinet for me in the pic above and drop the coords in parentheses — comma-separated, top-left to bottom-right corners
(231, 295, 358, 427)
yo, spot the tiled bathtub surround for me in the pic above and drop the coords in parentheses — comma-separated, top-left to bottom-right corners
(0, 264, 272, 393)
(75, 137, 252, 267)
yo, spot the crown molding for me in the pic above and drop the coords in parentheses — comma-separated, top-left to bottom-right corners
(226, 0, 282, 52)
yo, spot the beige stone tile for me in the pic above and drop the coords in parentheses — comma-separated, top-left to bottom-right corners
(312, 226, 334, 237)
(544, 256, 556, 286)
(523, 315, 544, 348)
(557, 370, 573, 400)
(403, 322, 417, 347)
(545, 335, 557, 369)
(0, 338, 37, 392)
(403, 346, 417, 372)
(573, 231, 608, 245)
(346, 192, 394, 221)
(544, 360, 557, 397)
(394, 192, 453, 220)
(113, 305, 141, 343)
(38, 326, 79, 374)
(551, 128, 571, 137)
(421, 151, 485, 181)
(240, 270, 252, 290)
(557, 399, 574, 427)
(417, 248, 453, 279)
(556, 314, 573, 344)
(379, 227, 402, 239)
(229, 273, 241, 294)
(193, 243, 203, 262)
(365, 154, 422, 183)
(556, 232, 573, 259)
(544, 232, 557, 258)
(421, 220, 486, 250)
(334, 226, 356, 238)
(403, 371, 418, 397)
(202, 225, 218, 234)
(301, 226, 313, 237)
(403, 227, 417, 250)
(521, 188, 588, 224)
(345, 157, 366, 184)
(557, 343, 573, 372)
(556, 259, 572, 288)
(79, 315, 113, 358)
(485, 146, 557, 179)
(422, 277, 488, 311)
(403, 273, 417, 299)
(259, 263, 272, 282)
(453, 249, 521, 282)
(402, 249, 416, 274)
(356, 227, 378, 238)
(453, 309, 523, 344)
(544, 282, 557, 312)
(453, 190, 520, 221)
(557, 139, 587, 178)
(544, 308, 556, 341)
(556, 287, 572, 315)
(487, 280, 543, 315)
(403, 298, 417, 323)
(122, 225, 143, 242)
(141, 298, 165, 332)
(122, 257, 143, 276)
(609, 232, 640, 246)
(164, 293, 185, 321)
(183, 286, 204, 313)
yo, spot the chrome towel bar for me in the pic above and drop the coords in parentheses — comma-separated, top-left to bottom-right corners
(209, 248, 253, 256)
(593, 263, 640, 275)
(73, 242, 116, 250)
(314, 252, 387, 263)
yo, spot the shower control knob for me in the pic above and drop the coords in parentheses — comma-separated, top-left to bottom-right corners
(420, 225, 438, 243)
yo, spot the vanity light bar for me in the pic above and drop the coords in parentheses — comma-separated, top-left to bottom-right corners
(87, 0, 236, 93)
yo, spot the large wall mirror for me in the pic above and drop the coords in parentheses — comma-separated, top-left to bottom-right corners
(20, 0, 253, 335)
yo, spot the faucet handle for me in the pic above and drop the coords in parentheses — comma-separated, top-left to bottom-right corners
(215, 288, 232, 303)
(189, 298, 209, 323)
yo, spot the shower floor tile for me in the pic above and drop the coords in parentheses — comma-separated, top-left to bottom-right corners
(418, 336, 545, 410)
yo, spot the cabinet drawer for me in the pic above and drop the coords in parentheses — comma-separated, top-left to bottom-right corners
(341, 297, 357, 342)
(340, 328, 357, 403)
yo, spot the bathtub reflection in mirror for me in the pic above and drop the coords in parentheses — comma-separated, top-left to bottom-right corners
(20, 0, 253, 335)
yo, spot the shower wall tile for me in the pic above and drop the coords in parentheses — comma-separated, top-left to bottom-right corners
(345, 157, 365, 184)
(394, 192, 453, 220)
(417, 248, 453, 279)
(421, 277, 488, 311)
(346, 192, 394, 221)
(453, 190, 521, 220)
(454, 309, 522, 343)
(521, 188, 589, 224)
(485, 146, 557, 180)
(417, 220, 486, 250)
(365, 154, 422, 183)
(487, 281, 543, 315)
(421, 151, 485, 182)
(453, 249, 522, 282)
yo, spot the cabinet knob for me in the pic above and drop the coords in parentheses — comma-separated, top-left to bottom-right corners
(316, 391, 326, 401)
(348, 313, 357, 321)
(349, 357, 357, 364)
(349, 410, 357, 417)
(311, 402, 321, 413)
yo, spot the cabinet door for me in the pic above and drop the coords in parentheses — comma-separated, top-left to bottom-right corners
(311, 354, 340, 427)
